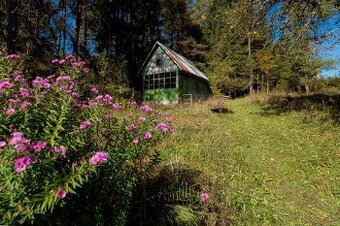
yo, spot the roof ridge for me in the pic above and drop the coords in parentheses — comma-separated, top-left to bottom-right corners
(156, 41, 209, 81)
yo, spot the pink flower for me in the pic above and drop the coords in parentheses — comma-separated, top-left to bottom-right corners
(0, 141, 6, 148)
(103, 94, 113, 105)
(89, 151, 109, 166)
(58, 59, 66, 65)
(90, 86, 99, 94)
(200, 192, 209, 203)
(51, 146, 66, 158)
(6, 108, 16, 116)
(19, 88, 30, 98)
(129, 101, 137, 107)
(65, 54, 75, 60)
(143, 132, 152, 140)
(94, 95, 103, 101)
(8, 98, 18, 104)
(112, 103, 121, 110)
(5, 54, 19, 60)
(32, 141, 48, 152)
(80, 120, 92, 129)
(13, 155, 38, 173)
(10, 132, 23, 145)
(104, 114, 113, 120)
(15, 138, 31, 152)
(0, 80, 14, 89)
(20, 101, 32, 109)
(71, 61, 85, 67)
(56, 76, 75, 93)
(32, 76, 50, 89)
(133, 138, 139, 145)
(128, 124, 138, 131)
(51, 59, 59, 64)
(155, 123, 170, 132)
(165, 116, 173, 122)
(138, 117, 146, 122)
(83, 67, 90, 73)
(71, 92, 79, 98)
(57, 189, 67, 199)
(140, 105, 153, 113)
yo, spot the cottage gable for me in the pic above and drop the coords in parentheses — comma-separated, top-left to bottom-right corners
(141, 46, 178, 75)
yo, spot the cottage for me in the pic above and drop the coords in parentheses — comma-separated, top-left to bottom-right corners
(138, 41, 211, 104)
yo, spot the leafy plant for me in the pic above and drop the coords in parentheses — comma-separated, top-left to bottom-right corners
(0, 53, 174, 225)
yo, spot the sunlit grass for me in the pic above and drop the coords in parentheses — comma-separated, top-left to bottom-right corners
(157, 97, 340, 225)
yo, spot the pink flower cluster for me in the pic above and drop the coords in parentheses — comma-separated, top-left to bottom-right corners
(0, 80, 14, 93)
(19, 88, 30, 98)
(155, 123, 171, 133)
(165, 116, 173, 122)
(32, 141, 48, 152)
(14, 155, 38, 173)
(128, 124, 138, 131)
(5, 108, 16, 116)
(90, 86, 99, 94)
(32, 76, 51, 89)
(56, 75, 75, 94)
(138, 116, 146, 122)
(140, 105, 153, 113)
(51, 146, 67, 158)
(143, 132, 152, 140)
(51, 55, 90, 73)
(80, 120, 92, 129)
(9, 132, 30, 152)
(89, 151, 109, 166)
(3, 131, 67, 167)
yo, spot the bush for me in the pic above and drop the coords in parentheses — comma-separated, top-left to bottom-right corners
(0, 53, 174, 225)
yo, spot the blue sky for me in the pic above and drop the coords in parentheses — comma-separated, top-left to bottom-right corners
(318, 14, 340, 77)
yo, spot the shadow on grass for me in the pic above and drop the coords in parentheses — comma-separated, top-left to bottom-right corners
(29, 164, 205, 226)
(128, 164, 204, 226)
(259, 93, 340, 123)
(210, 108, 234, 114)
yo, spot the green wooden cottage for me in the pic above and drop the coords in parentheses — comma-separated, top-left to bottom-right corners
(138, 41, 211, 104)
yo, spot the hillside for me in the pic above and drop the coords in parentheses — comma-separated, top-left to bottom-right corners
(158, 98, 339, 225)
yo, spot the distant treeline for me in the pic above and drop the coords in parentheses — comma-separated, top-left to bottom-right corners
(0, 0, 339, 97)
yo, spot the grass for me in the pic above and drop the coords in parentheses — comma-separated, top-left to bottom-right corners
(156, 97, 340, 225)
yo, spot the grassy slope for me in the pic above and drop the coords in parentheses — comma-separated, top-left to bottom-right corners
(157, 98, 339, 225)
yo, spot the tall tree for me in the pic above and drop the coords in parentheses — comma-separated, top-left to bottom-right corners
(6, 0, 18, 53)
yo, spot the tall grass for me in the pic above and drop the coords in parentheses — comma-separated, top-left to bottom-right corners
(157, 97, 339, 225)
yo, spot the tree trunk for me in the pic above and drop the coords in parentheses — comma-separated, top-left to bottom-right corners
(73, 0, 82, 55)
(80, 1, 88, 57)
(6, 0, 18, 53)
(305, 74, 310, 94)
(62, 0, 66, 54)
(266, 79, 269, 94)
(248, 35, 254, 95)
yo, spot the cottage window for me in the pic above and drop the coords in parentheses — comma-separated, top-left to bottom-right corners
(144, 72, 176, 90)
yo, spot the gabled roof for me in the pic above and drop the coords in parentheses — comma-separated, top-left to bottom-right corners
(138, 41, 209, 82)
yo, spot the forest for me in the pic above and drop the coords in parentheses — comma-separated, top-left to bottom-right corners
(0, 0, 339, 225)
(1, 0, 339, 97)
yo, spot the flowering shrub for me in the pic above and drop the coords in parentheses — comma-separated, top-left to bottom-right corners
(0, 53, 174, 225)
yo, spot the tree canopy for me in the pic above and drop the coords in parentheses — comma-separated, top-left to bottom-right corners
(1, 0, 339, 96)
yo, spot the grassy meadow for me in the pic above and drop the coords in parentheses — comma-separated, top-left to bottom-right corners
(157, 97, 339, 225)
